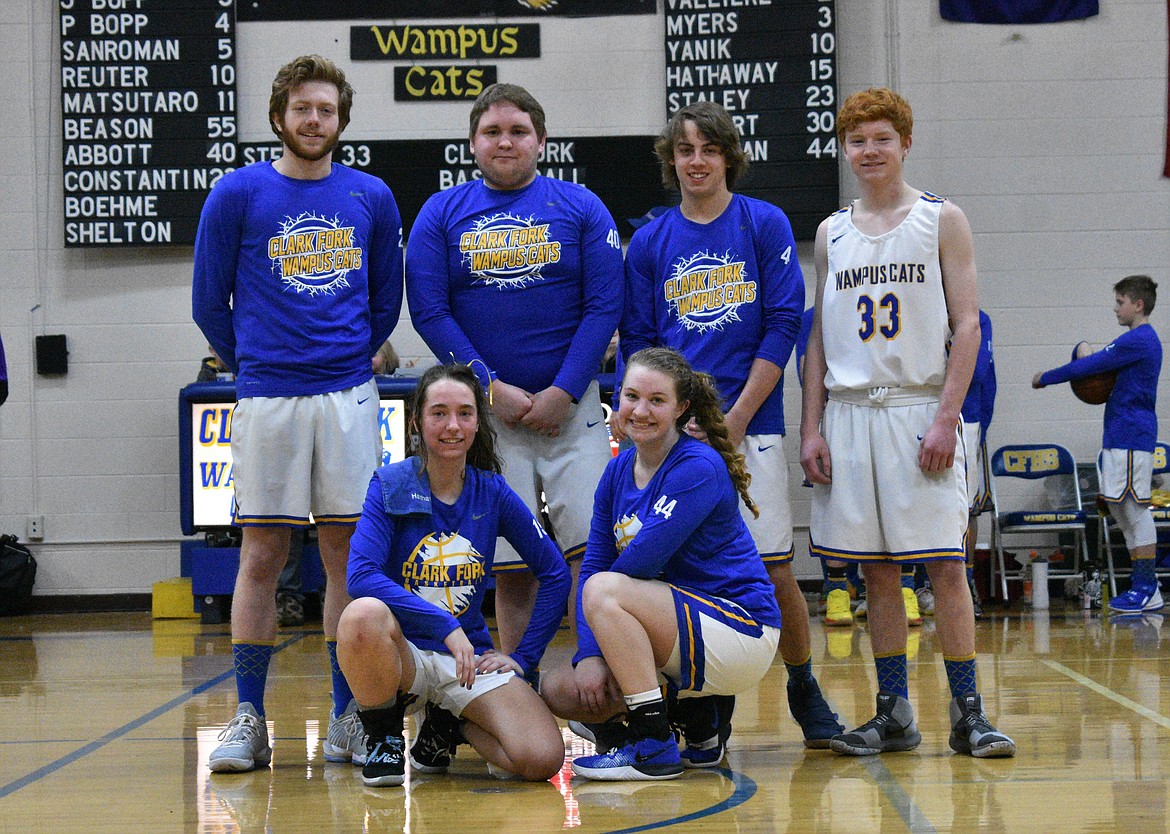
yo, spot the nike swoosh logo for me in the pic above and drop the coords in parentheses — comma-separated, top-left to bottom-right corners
(831, 233, 847, 244)
(358, 396, 370, 405)
(916, 434, 924, 441)
(757, 444, 774, 453)
(635, 752, 658, 763)
(587, 420, 601, 428)
(472, 512, 486, 520)
(350, 191, 366, 197)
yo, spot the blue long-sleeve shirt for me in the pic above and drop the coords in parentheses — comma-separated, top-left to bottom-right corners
(347, 457, 570, 675)
(1039, 323, 1162, 451)
(620, 195, 804, 435)
(406, 176, 623, 399)
(961, 310, 996, 434)
(192, 161, 404, 398)
(573, 435, 781, 665)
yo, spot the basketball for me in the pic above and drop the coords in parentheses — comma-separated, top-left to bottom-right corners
(1071, 372, 1117, 404)
(1068, 343, 1116, 404)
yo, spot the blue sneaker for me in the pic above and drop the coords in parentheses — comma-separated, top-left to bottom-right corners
(1109, 584, 1164, 613)
(572, 736, 683, 781)
(787, 676, 844, 749)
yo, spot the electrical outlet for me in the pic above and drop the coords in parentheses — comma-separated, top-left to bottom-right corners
(26, 516, 44, 540)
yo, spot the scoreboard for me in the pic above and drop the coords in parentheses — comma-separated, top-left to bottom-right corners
(60, 0, 237, 247)
(664, 0, 839, 239)
(59, 0, 838, 246)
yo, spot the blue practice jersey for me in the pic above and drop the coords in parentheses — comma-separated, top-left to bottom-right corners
(407, 176, 623, 400)
(960, 310, 996, 433)
(192, 161, 404, 399)
(621, 195, 804, 435)
(573, 435, 782, 665)
(347, 458, 570, 676)
(1039, 323, 1162, 451)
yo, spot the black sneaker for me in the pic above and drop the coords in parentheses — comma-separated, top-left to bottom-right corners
(968, 577, 983, 620)
(948, 694, 1015, 758)
(275, 593, 304, 627)
(568, 716, 633, 753)
(409, 704, 465, 773)
(363, 733, 406, 787)
(830, 692, 921, 756)
(668, 693, 734, 768)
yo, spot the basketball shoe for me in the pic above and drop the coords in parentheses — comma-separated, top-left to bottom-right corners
(1108, 582, 1164, 613)
(904, 587, 923, 626)
(324, 699, 367, 765)
(668, 693, 734, 768)
(571, 735, 683, 781)
(787, 675, 844, 749)
(824, 588, 854, 626)
(363, 732, 406, 787)
(830, 692, 921, 756)
(409, 703, 465, 773)
(209, 702, 272, 773)
(948, 694, 1016, 758)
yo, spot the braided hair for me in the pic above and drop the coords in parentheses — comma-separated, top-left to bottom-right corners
(625, 347, 758, 518)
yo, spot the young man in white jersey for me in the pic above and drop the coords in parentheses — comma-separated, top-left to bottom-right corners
(800, 88, 1014, 758)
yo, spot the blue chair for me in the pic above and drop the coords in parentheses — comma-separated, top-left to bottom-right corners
(989, 444, 1090, 601)
(1096, 441, 1170, 597)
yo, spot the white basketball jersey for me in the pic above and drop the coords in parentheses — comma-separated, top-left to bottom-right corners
(822, 193, 950, 392)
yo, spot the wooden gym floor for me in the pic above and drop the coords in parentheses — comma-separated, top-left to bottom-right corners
(1, 602, 1167, 833)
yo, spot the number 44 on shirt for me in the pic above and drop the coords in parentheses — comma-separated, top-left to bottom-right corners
(653, 495, 677, 520)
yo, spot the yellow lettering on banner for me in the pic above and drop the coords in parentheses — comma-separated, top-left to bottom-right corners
(369, 24, 523, 59)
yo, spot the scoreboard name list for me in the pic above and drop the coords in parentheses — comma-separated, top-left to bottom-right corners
(60, 0, 238, 246)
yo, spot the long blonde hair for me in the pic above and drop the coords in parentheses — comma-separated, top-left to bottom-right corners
(624, 347, 757, 518)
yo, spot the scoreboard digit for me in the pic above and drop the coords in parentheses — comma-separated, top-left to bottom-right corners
(664, 0, 839, 239)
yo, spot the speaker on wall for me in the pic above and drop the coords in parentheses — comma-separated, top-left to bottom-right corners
(36, 334, 68, 376)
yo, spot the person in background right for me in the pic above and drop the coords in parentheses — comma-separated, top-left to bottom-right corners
(959, 309, 996, 619)
(1033, 275, 1163, 613)
(921, 309, 996, 620)
(1, 331, 10, 407)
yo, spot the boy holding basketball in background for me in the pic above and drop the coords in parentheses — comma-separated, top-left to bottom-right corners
(1033, 275, 1163, 612)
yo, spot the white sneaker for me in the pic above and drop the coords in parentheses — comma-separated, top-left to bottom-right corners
(916, 586, 935, 616)
(209, 703, 272, 773)
(324, 699, 368, 765)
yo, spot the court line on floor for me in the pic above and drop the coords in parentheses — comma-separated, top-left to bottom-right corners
(0, 632, 312, 800)
(1043, 659, 1170, 729)
(817, 690, 937, 834)
(602, 767, 756, 834)
(863, 757, 938, 834)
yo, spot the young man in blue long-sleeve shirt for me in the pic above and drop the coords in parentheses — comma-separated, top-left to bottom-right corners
(193, 54, 404, 773)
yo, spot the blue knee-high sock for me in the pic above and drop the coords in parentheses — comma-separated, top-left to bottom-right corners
(1132, 556, 1157, 588)
(234, 641, 274, 714)
(875, 651, 909, 699)
(327, 639, 355, 717)
(900, 567, 917, 590)
(944, 653, 978, 699)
